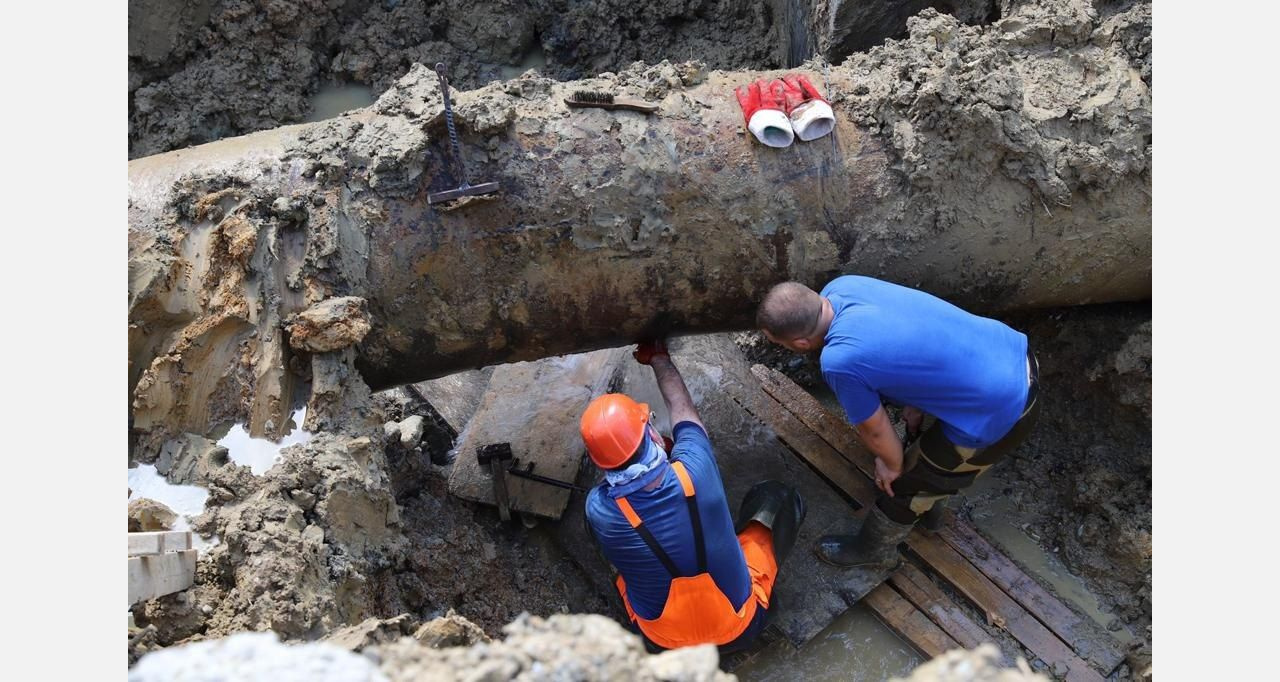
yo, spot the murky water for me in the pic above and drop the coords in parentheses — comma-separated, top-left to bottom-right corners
(128, 463, 215, 549)
(499, 46, 548, 80)
(961, 472, 1136, 646)
(304, 83, 376, 122)
(216, 407, 313, 475)
(737, 605, 922, 681)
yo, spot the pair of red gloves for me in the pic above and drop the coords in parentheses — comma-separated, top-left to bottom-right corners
(735, 74, 836, 148)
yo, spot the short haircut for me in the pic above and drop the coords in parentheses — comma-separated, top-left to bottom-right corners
(756, 281, 822, 339)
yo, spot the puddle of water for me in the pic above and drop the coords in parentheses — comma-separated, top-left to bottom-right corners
(128, 463, 216, 550)
(216, 407, 313, 476)
(961, 473, 1136, 645)
(499, 45, 548, 80)
(304, 83, 375, 122)
(736, 604, 922, 681)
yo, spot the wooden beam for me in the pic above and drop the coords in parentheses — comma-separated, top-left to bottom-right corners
(936, 515, 1127, 674)
(128, 531, 192, 557)
(725, 386, 877, 511)
(888, 563, 995, 651)
(864, 583, 960, 659)
(128, 549, 197, 605)
(754, 363, 1121, 678)
(752, 364, 877, 476)
(907, 533, 1102, 682)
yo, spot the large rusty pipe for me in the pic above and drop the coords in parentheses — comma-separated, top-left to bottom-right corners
(129, 50, 1149, 446)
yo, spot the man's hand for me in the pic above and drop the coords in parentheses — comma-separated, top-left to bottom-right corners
(633, 339, 670, 366)
(903, 405, 924, 439)
(875, 457, 902, 496)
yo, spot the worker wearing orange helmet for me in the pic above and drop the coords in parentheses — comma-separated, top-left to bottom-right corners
(581, 340, 805, 653)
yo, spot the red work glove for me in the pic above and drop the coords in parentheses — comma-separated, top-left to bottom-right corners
(633, 339, 670, 365)
(735, 78, 795, 148)
(782, 74, 836, 141)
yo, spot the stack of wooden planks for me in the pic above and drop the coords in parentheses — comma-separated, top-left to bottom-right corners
(128, 530, 197, 606)
(737, 364, 1127, 681)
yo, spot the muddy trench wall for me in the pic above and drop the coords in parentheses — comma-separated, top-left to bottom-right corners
(128, 0, 1033, 158)
(129, 0, 798, 158)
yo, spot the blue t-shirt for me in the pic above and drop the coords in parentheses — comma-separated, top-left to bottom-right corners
(585, 421, 750, 620)
(819, 276, 1029, 448)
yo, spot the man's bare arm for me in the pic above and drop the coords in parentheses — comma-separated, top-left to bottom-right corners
(855, 404, 904, 495)
(649, 355, 705, 431)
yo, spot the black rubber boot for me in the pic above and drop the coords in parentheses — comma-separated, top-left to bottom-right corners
(814, 505, 914, 570)
(921, 499, 946, 532)
(736, 480, 807, 565)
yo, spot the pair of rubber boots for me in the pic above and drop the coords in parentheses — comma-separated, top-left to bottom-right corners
(735, 480, 807, 565)
(814, 502, 944, 570)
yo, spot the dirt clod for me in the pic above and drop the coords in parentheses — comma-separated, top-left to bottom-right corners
(129, 498, 177, 531)
(287, 297, 373, 353)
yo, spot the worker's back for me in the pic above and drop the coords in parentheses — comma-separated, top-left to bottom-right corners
(819, 275, 1029, 448)
(585, 421, 751, 621)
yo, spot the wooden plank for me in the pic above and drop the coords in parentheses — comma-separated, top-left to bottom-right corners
(889, 563, 995, 651)
(936, 515, 1127, 674)
(753, 364, 877, 476)
(448, 349, 622, 519)
(755, 363, 1120, 677)
(908, 533, 1102, 682)
(128, 531, 192, 557)
(128, 549, 197, 605)
(864, 583, 960, 659)
(726, 388, 878, 510)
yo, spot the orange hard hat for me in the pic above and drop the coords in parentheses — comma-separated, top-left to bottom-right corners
(580, 393, 651, 469)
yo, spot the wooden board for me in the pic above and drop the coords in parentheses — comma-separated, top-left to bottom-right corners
(889, 563, 994, 651)
(907, 532, 1102, 682)
(128, 549, 197, 605)
(726, 385, 877, 511)
(936, 514, 1127, 674)
(128, 531, 192, 557)
(864, 583, 960, 659)
(753, 364, 877, 476)
(448, 349, 622, 519)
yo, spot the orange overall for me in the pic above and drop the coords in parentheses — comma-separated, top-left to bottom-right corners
(613, 461, 779, 649)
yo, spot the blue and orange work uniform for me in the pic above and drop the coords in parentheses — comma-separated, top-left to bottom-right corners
(585, 421, 778, 650)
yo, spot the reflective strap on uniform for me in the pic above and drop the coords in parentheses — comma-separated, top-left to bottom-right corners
(672, 462, 696, 496)
(616, 497, 643, 528)
(672, 462, 707, 574)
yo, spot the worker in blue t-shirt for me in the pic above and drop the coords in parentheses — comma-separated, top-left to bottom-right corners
(581, 340, 805, 652)
(755, 276, 1039, 571)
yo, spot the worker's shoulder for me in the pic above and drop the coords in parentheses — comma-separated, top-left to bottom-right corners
(584, 485, 620, 524)
(672, 421, 712, 453)
(820, 334, 870, 369)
